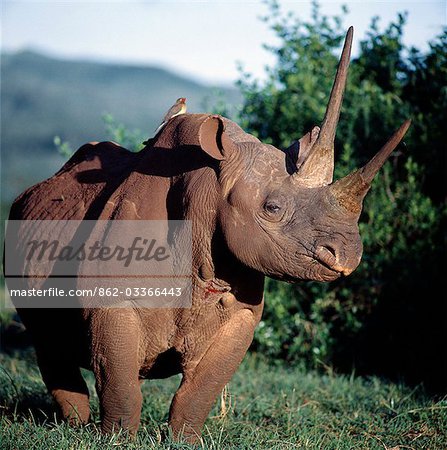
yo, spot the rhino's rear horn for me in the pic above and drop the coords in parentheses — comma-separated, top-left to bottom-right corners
(358, 119, 412, 184)
(294, 26, 353, 187)
(330, 119, 412, 213)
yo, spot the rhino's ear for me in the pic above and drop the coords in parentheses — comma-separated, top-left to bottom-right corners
(284, 126, 320, 174)
(163, 113, 236, 160)
(296, 126, 320, 168)
(198, 115, 236, 161)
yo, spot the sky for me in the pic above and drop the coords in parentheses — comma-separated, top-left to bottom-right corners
(1, 1, 446, 85)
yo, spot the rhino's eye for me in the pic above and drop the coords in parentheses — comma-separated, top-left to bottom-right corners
(264, 201, 281, 214)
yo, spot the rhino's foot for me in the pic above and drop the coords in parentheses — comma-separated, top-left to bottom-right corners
(38, 359, 90, 425)
(52, 387, 90, 425)
(98, 380, 143, 437)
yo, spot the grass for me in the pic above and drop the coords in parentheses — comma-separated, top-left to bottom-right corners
(0, 345, 446, 450)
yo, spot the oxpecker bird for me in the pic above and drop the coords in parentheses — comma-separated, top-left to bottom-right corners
(155, 97, 187, 133)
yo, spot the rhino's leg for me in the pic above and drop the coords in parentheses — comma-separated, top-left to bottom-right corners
(36, 353, 90, 424)
(169, 308, 256, 442)
(19, 308, 90, 425)
(91, 311, 143, 435)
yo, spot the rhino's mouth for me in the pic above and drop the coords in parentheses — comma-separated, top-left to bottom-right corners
(271, 251, 342, 283)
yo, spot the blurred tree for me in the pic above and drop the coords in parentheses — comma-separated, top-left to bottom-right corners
(403, 31, 447, 203)
(238, 0, 446, 391)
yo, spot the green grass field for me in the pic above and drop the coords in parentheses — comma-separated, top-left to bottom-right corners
(0, 346, 446, 450)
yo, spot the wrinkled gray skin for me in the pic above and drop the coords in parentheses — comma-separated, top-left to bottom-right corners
(6, 28, 410, 442)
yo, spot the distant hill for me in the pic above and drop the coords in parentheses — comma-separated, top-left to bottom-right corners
(0, 51, 241, 203)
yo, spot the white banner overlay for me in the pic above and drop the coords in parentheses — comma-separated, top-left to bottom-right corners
(4, 220, 192, 308)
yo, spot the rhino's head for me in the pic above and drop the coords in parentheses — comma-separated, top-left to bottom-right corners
(155, 27, 410, 283)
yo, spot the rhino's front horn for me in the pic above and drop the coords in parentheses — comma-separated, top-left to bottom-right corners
(295, 26, 353, 187)
(330, 119, 412, 214)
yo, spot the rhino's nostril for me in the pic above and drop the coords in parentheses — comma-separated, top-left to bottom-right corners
(324, 245, 337, 258)
(315, 245, 338, 267)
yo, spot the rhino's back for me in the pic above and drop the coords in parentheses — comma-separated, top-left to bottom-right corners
(10, 141, 137, 222)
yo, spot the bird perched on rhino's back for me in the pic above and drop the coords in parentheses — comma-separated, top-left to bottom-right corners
(155, 97, 187, 133)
